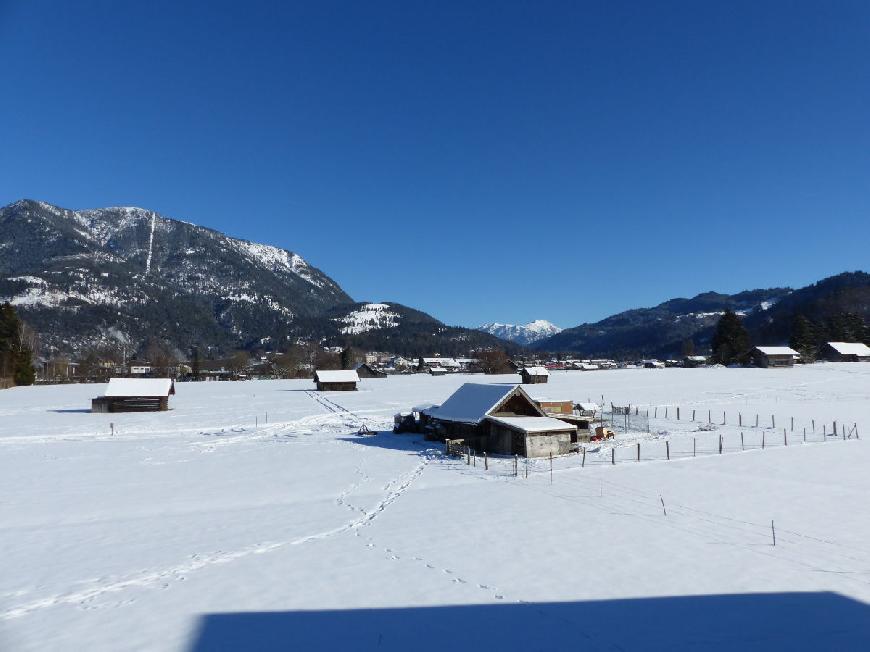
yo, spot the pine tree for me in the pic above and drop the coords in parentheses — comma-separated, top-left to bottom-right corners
(710, 310, 750, 365)
(0, 303, 35, 386)
(340, 347, 355, 370)
(789, 315, 818, 361)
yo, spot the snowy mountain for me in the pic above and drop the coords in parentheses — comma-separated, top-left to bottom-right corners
(478, 320, 562, 345)
(534, 289, 792, 358)
(0, 199, 353, 353)
(0, 200, 513, 357)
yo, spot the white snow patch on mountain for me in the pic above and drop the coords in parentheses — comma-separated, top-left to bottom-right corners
(478, 319, 562, 345)
(335, 303, 400, 334)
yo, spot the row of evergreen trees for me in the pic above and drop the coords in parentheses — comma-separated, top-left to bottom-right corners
(0, 303, 36, 386)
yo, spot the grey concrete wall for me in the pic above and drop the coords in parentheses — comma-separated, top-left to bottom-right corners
(525, 432, 572, 458)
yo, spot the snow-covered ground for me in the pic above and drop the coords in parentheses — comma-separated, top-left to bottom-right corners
(2, 364, 870, 651)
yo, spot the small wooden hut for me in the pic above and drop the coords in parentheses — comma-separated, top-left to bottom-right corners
(752, 346, 799, 368)
(821, 342, 870, 362)
(314, 369, 359, 391)
(91, 378, 175, 413)
(520, 366, 549, 384)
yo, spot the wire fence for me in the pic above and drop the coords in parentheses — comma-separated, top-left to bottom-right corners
(449, 419, 860, 480)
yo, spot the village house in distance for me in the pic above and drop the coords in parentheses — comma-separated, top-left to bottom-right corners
(91, 378, 175, 412)
(752, 346, 800, 368)
(314, 369, 360, 391)
(822, 341, 870, 362)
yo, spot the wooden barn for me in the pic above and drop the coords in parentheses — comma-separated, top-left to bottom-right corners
(752, 346, 799, 368)
(91, 378, 175, 413)
(429, 366, 448, 376)
(422, 383, 576, 457)
(822, 342, 870, 362)
(314, 369, 359, 391)
(356, 364, 387, 378)
(520, 366, 549, 384)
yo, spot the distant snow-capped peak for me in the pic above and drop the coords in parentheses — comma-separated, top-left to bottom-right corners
(478, 319, 562, 345)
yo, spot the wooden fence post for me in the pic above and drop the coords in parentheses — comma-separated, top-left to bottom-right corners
(755, 414, 759, 428)
(772, 415, 776, 429)
(719, 434, 723, 454)
(514, 454, 518, 476)
(654, 406, 658, 418)
(549, 452, 553, 484)
(484, 452, 488, 470)
(677, 407, 680, 420)
(790, 416, 793, 432)
(741, 431, 744, 450)
(783, 428, 787, 446)
(665, 407, 669, 419)
(739, 413, 742, 427)
(771, 520, 776, 547)
(762, 432, 765, 449)
(693, 437, 696, 457)
(803, 428, 806, 443)
(637, 442, 640, 461)
(708, 409, 712, 424)
(611, 448, 615, 465)
(582, 447, 586, 468)
(666, 440, 670, 460)
(692, 409, 696, 421)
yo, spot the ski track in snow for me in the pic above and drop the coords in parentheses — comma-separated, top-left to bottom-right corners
(0, 460, 428, 621)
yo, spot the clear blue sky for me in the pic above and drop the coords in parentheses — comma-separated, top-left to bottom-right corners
(2, 1, 868, 328)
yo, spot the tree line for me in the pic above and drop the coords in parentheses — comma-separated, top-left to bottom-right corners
(0, 303, 36, 386)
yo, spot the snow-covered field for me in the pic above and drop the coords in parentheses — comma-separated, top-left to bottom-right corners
(2, 364, 870, 651)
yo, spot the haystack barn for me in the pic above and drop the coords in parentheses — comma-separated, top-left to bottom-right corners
(752, 346, 799, 368)
(91, 378, 175, 413)
(520, 366, 549, 384)
(423, 383, 577, 457)
(314, 370, 359, 391)
(822, 342, 870, 362)
(356, 364, 387, 379)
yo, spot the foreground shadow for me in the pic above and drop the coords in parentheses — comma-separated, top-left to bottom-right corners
(49, 408, 92, 413)
(188, 592, 870, 651)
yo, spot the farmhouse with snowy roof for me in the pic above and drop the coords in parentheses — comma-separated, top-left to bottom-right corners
(520, 366, 549, 384)
(422, 383, 577, 457)
(91, 378, 175, 413)
(752, 346, 800, 368)
(314, 369, 359, 391)
(821, 342, 870, 362)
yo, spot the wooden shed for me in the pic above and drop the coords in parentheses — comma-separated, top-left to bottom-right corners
(821, 342, 870, 362)
(520, 366, 549, 384)
(752, 346, 799, 368)
(357, 364, 387, 378)
(314, 369, 360, 391)
(422, 383, 576, 457)
(91, 378, 175, 413)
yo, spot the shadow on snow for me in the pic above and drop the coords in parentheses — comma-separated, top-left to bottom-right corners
(187, 592, 870, 652)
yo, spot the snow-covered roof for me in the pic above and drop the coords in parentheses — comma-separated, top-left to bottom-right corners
(486, 416, 576, 433)
(425, 383, 521, 424)
(104, 378, 173, 398)
(686, 355, 708, 362)
(314, 370, 360, 383)
(522, 366, 549, 376)
(576, 402, 599, 412)
(827, 342, 870, 356)
(755, 346, 799, 356)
